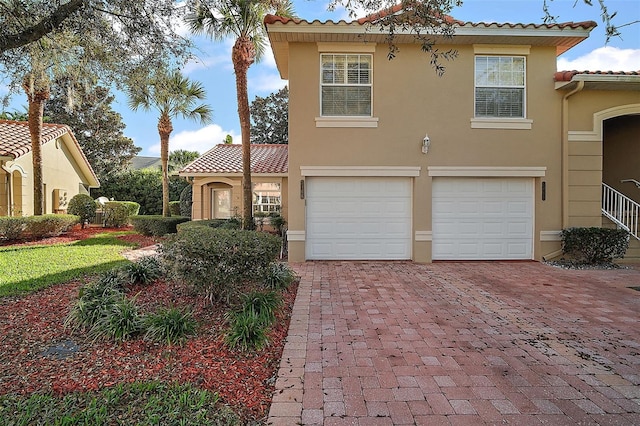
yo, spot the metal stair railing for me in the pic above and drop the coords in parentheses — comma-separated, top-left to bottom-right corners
(602, 182, 640, 241)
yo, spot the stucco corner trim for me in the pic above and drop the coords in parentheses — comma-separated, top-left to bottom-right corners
(540, 230, 562, 241)
(301, 166, 421, 177)
(287, 230, 306, 241)
(315, 117, 379, 128)
(428, 166, 546, 177)
(568, 130, 600, 142)
(470, 118, 533, 130)
(415, 231, 432, 242)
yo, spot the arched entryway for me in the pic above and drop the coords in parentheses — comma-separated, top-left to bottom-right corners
(603, 114, 640, 202)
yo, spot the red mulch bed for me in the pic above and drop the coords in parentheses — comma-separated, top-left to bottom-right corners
(0, 228, 297, 423)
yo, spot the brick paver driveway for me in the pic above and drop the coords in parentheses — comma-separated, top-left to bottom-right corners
(268, 261, 640, 425)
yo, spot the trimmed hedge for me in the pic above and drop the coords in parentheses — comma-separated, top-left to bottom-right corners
(175, 218, 242, 233)
(0, 217, 27, 241)
(67, 194, 97, 228)
(560, 227, 630, 264)
(131, 215, 190, 236)
(103, 201, 140, 227)
(161, 227, 281, 303)
(179, 185, 192, 218)
(25, 214, 79, 238)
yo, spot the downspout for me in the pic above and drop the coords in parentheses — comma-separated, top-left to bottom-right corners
(543, 80, 585, 261)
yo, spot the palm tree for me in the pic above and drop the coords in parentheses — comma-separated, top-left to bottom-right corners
(128, 70, 212, 217)
(23, 70, 50, 216)
(187, 0, 294, 229)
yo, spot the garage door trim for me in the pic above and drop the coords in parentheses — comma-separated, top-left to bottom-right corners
(302, 165, 420, 177)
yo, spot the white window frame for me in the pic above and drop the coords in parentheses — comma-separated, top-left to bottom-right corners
(252, 182, 281, 215)
(474, 55, 526, 119)
(320, 53, 373, 118)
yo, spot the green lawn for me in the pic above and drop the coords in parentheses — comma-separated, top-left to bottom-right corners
(0, 233, 136, 297)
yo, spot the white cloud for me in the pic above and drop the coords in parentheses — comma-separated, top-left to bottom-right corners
(250, 72, 288, 93)
(148, 124, 241, 155)
(557, 47, 640, 72)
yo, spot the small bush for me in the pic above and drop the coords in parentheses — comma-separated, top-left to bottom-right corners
(238, 291, 281, 326)
(169, 201, 181, 216)
(179, 185, 193, 218)
(90, 296, 143, 342)
(269, 213, 286, 236)
(103, 201, 138, 227)
(560, 227, 630, 264)
(131, 215, 190, 236)
(122, 256, 162, 285)
(0, 217, 26, 241)
(161, 227, 281, 303)
(263, 262, 296, 290)
(225, 310, 269, 352)
(67, 194, 97, 228)
(25, 214, 78, 238)
(176, 219, 238, 233)
(65, 279, 124, 331)
(144, 307, 197, 345)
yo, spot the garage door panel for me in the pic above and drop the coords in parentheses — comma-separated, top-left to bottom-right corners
(433, 177, 533, 260)
(306, 177, 411, 260)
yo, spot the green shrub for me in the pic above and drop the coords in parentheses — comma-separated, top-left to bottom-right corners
(144, 307, 197, 345)
(560, 227, 630, 264)
(65, 279, 124, 331)
(238, 291, 281, 326)
(90, 296, 143, 342)
(176, 219, 236, 233)
(103, 202, 134, 227)
(269, 213, 286, 236)
(0, 216, 26, 241)
(169, 201, 181, 216)
(179, 185, 193, 218)
(122, 256, 162, 285)
(263, 262, 296, 290)
(225, 310, 269, 352)
(25, 214, 78, 238)
(161, 227, 281, 303)
(131, 215, 190, 236)
(67, 194, 97, 228)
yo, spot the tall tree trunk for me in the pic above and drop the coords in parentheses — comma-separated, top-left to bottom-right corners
(23, 76, 50, 216)
(158, 113, 173, 217)
(233, 37, 255, 230)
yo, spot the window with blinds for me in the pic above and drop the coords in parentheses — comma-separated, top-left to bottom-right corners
(475, 56, 525, 118)
(321, 54, 372, 116)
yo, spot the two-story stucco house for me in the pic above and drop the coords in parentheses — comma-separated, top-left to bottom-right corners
(261, 8, 639, 263)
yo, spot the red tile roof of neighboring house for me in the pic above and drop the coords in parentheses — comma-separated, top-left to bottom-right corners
(0, 119, 99, 185)
(554, 70, 640, 82)
(180, 144, 288, 175)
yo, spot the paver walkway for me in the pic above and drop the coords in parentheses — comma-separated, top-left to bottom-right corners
(268, 261, 640, 425)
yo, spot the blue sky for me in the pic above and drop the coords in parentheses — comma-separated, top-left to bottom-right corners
(4, 0, 640, 156)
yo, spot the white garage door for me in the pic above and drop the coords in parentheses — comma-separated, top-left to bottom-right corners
(432, 177, 534, 260)
(306, 177, 412, 260)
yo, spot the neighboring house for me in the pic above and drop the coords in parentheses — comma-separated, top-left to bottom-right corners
(179, 143, 288, 222)
(129, 156, 162, 171)
(263, 9, 640, 262)
(0, 120, 100, 217)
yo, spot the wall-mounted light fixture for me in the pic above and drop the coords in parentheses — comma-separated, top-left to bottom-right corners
(422, 134, 430, 154)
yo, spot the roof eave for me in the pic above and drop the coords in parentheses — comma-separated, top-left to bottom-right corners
(556, 74, 640, 91)
(179, 172, 288, 178)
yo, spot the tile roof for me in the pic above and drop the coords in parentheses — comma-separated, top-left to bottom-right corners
(554, 70, 640, 82)
(0, 119, 99, 185)
(180, 144, 288, 175)
(0, 120, 69, 159)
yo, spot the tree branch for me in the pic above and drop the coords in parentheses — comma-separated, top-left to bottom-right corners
(0, 0, 87, 53)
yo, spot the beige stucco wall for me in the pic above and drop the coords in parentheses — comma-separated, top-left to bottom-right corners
(6, 135, 92, 216)
(190, 175, 288, 225)
(566, 95, 640, 231)
(287, 41, 565, 262)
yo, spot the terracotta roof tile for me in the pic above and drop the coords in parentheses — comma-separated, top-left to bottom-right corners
(554, 70, 640, 82)
(0, 119, 99, 185)
(0, 120, 69, 159)
(180, 144, 288, 175)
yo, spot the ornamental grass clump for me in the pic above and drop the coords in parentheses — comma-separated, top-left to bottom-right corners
(144, 307, 197, 345)
(225, 309, 269, 352)
(90, 296, 143, 342)
(238, 291, 281, 327)
(263, 262, 296, 290)
(65, 279, 124, 331)
(122, 256, 163, 286)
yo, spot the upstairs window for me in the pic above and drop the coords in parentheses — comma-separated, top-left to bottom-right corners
(253, 182, 281, 214)
(321, 54, 372, 117)
(475, 56, 525, 118)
